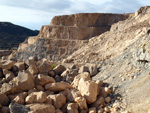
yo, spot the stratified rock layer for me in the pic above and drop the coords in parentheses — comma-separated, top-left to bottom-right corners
(11, 13, 129, 61)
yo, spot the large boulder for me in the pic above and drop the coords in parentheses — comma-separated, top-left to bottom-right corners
(25, 91, 47, 104)
(78, 64, 97, 76)
(9, 103, 30, 113)
(0, 60, 15, 69)
(26, 103, 55, 113)
(53, 64, 66, 75)
(45, 81, 72, 92)
(67, 103, 79, 113)
(48, 94, 66, 109)
(78, 78, 98, 104)
(67, 89, 81, 102)
(12, 92, 28, 105)
(14, 62, 26, 71)
(0, 93, 9, 106)
(37, 74, 55, 86)
(72, 72, 91, 89)
(38, 59, 53, 74)
(75, 97, 88, 110)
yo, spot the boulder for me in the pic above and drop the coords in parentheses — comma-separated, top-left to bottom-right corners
(35, 85, 45, 91)
(25, 91, 47, 104)
(67, 103, 79, 113)
(38, 60, 53, 74)
(12, 92, 28, 105)
(0, 60, 15, 69)
(89, 107, 96, 113)
(15, 71, 35, 92)
(67, 89, 81, 102)
(78, 78, 98, 104)
(9, 103, 30, 113)
(99, 87, 112, 98)
(27, 65, 38, 75)
(61, 68, 78, 83)
(75, 97, 88, 110)
(78, 64, 97, 76)
(45, 81, 72, 92)
(72, 72, 91, 89)
(53, 64, 66, 75)
(26, 103, 55, 113)
(37, 74, 55, 86)
(56, 109, 63, 113)
(0, 106, 10, 113)
(90, 96, 104, 108)
(0, 93, 9, 106)
(14, 62, 26, 71)
(78, 66, 89, 74)
(3, 69, 15, 82)
(48, 94, 66, 109)
(85, 64, 97, 76)
(59, 88, 70, 98)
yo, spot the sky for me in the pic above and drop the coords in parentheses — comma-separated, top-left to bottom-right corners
(0, 0, 150, 30)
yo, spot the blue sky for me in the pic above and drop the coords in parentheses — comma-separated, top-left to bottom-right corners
(0, 0, 150, 30)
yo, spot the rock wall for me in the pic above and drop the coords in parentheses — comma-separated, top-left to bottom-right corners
(11, 13, 129, 61)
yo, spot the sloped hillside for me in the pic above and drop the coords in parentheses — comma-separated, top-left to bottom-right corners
(64, 6, 150, 113)
(0, 22, 38, 49)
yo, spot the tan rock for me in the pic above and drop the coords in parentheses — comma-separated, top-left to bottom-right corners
(48, 94, 66, 109)
(14, 62, 26, 71)
(80, 110, 87, 113)
(90, 96, 104, 108)
(28, 88, 38, 95)
(27, 65, 38, 75)
(59, 88, 70, 98)
(25, 91, 47, 104)
(0, 60, 15, 69)
(12, 92, 28, 105)
(104, 106, 110, 112)
(89, 107, 96, 113)
(38, 60, 53, 74)
(3, 69, 15, 82)
(56, 109, 63, 113)
(72, 72, 91, 89)
(78, 78, 98, 104)
(105, 97, 111, 103)
(97, 108, 104, 113)
(75, 97, 88, 110)
(53, 64, 66, 75)
(35, 85, 45, 91)
(0, 93, 9, 106)
(26, 103, 55, 113)
(48, 70, 55, 77)
(67, 89, 81, 102)
(45, 90, 54, 96)
(37, 74, 55, 86)
(0, 106, 10, 113)
(99, 87, 112, 98)
(95, 80, 103, 87)
(45, 82, 72, 92)
(67, 103, 78, 113)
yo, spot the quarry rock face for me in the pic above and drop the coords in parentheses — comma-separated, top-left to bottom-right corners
(11, 13, 129, 61)
(2, 6, 150, 113)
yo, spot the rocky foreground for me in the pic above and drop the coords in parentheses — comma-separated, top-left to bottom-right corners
(0, 57, 129, 113)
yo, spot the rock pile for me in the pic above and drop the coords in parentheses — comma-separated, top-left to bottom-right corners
(0, 58, 124, 113)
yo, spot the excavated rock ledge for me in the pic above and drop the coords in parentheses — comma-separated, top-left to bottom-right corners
(10, 13, 129, 61)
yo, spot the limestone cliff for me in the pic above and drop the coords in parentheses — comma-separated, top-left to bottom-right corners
(10, 13, 129, 61)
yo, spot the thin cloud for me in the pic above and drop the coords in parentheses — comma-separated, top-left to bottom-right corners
(0, 0, 150, 30)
